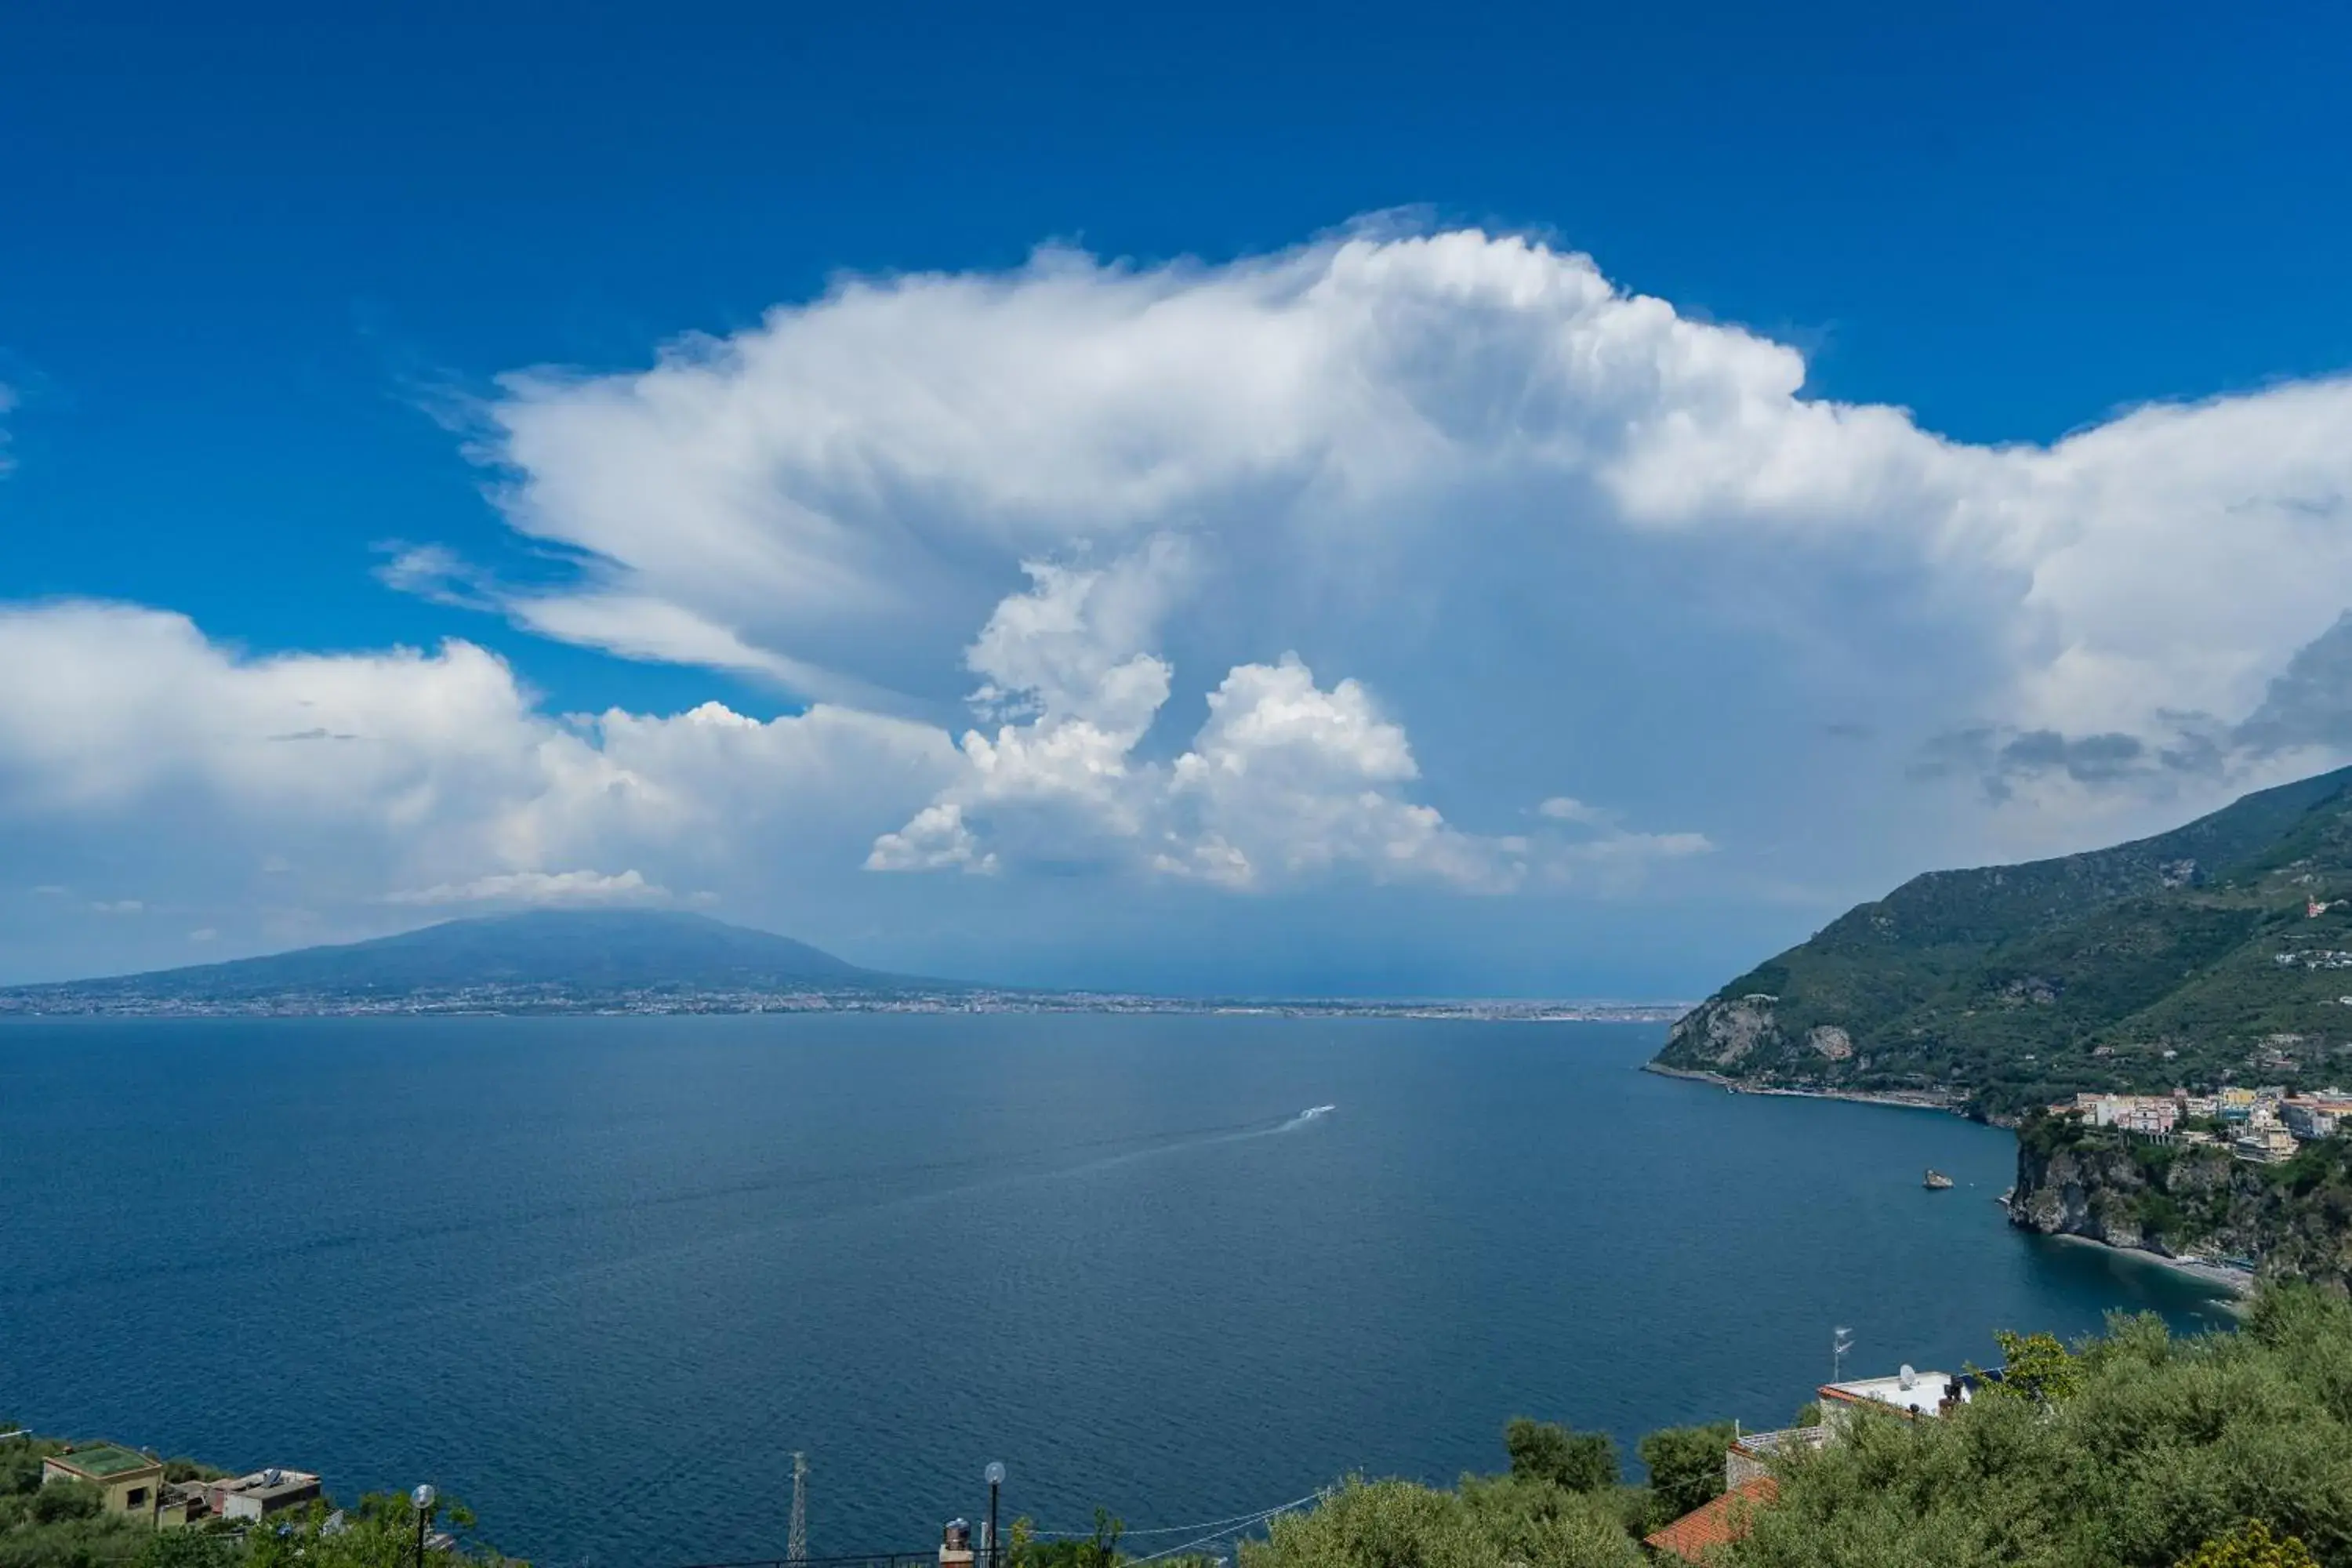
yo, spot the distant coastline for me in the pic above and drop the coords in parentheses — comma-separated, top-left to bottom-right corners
(0, 989, 1693, 1022)
(0, 910, 1694, 1023)
(1641, 1061, 1969, 1115)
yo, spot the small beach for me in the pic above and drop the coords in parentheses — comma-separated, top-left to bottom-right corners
(2037, 1232, 2256, 1305)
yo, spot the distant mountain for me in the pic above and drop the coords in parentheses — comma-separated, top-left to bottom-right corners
(3, 909, 907, 1009)
(1653, 765, 2352, 1116)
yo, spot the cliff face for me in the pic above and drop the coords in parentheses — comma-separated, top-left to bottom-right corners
(1661, 993, 1784, 1069)
(2009, 1135, 2239, 1256)
(2007, 1125, 2352, 1287)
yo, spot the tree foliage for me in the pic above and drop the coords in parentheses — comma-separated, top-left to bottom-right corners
(1504, 1420, 1620, 1495)
(1243, 1287, 2352, 1568)
(1243, 1476, 1642, 1568)
(1734, 1286, 2352, 1567)
(247, 1490, 499, 1568)
(2176, 1521, 2322, 1568)
(1636, 1423, 1736, 1523)
(1008, 1510, 1123, 1568)
(24, 1486, 100, 1529)
(136, 1531, 236, 1568)
(1975, 1330, 2083, 1405)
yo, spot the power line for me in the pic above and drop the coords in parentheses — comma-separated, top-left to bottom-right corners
(1032, 1491, 1327, 1555)
(1033, 1493, 1327, 1540)
(1120, 1497, 1324, 1566)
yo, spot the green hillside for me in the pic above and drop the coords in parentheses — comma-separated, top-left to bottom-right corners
(1653, 765, 2352, 1117)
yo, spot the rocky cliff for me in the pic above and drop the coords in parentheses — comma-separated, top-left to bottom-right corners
(2006, 1120, 2352, 1287)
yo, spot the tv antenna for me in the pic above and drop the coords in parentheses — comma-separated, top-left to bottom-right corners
(1833, 1326, 1854, 1384)
(788, 1452, 808, 1568)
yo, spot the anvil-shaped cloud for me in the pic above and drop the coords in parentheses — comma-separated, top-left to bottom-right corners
(6, 224, 2352, 982)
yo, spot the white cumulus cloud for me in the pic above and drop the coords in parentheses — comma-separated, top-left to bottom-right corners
(867, 550, 1700, 891)
(0, 600, 958, 975)
(12, 220, 2352, 982)
(419, 222, 2352, 869)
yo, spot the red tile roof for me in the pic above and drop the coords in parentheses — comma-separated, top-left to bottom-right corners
(1642, 1477, 1778, 1563)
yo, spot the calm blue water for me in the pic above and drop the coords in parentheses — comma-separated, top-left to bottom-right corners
(0, 1017, 2230, 1566)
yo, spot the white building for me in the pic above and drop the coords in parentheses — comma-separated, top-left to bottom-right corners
(2073, 1094, 2177, 1134)
(2282, 1098, 2352, 1139)
(1818, 1366, 1972, 1424)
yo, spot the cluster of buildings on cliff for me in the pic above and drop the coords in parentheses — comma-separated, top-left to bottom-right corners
(2058, 1085, 2352, 1161)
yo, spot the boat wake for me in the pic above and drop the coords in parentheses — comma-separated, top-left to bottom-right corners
(339, 1103, 1348, 1333)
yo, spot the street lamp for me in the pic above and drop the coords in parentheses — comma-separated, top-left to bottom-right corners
(411, 1484, 437, 1568)
(983, 1463, 1006, 1568)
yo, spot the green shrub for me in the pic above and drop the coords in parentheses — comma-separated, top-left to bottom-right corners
(1008, 1510, 1122, 1568)
(2176, 1521, 2322, 1568)
(1243, 1475, 1641, 1568)
(25, 1484, 100, 1527)
(138, 1532, 236, 1568)
(1736, 1290, 2352, 1566)
(1976, 1330, 2084, 1404)
(1504, 1419, 1620, 1494)
(1636, 1423, 1736, 1524)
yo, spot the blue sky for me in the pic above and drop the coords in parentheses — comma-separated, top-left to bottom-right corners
(2, 0, 2349, 991)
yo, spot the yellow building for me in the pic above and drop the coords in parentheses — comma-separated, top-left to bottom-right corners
(42, 1443, 165, 1522)
(156, 1483, 207, 1529)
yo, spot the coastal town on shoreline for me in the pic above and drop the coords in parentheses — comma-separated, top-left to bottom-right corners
(2052, 1084, 2352, 1163)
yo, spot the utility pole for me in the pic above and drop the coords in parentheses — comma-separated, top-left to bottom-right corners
(788, 1453, 808, 1568)
(984, 1461, 1005, 1568)
(411, 1485, 436, 1568)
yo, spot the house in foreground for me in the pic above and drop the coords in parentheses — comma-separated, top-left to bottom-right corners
(203, 1468, 323, 1520)
(41, 1444, 165, 1521)
(1643, 1479, 1777, 1562)
(1648, 1366, 1974, 1562)
(1817, 1366, 1973, 1423)
(41, 1443, 319, 1529)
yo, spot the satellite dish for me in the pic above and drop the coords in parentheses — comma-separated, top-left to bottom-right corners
(1898, 1364, 1917, 1389)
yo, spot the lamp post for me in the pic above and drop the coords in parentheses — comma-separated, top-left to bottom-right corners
(984, 1462, 1005, 1568)
(411, 1484, 437, 1568)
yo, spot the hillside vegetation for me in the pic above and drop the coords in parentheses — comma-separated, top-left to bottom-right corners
(0, 1428, 504, 1568)
(1653, 766, 2352, 1116)
(1247, 1287, 2352, 1568)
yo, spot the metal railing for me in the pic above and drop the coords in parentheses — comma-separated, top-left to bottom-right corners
(1730, 1425, 1831, 1457)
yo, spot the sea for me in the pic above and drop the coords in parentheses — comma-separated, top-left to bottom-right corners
(0, 1015, 2235, 1567)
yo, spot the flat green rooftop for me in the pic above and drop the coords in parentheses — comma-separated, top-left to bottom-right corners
(53, 1443, 158, 1479)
